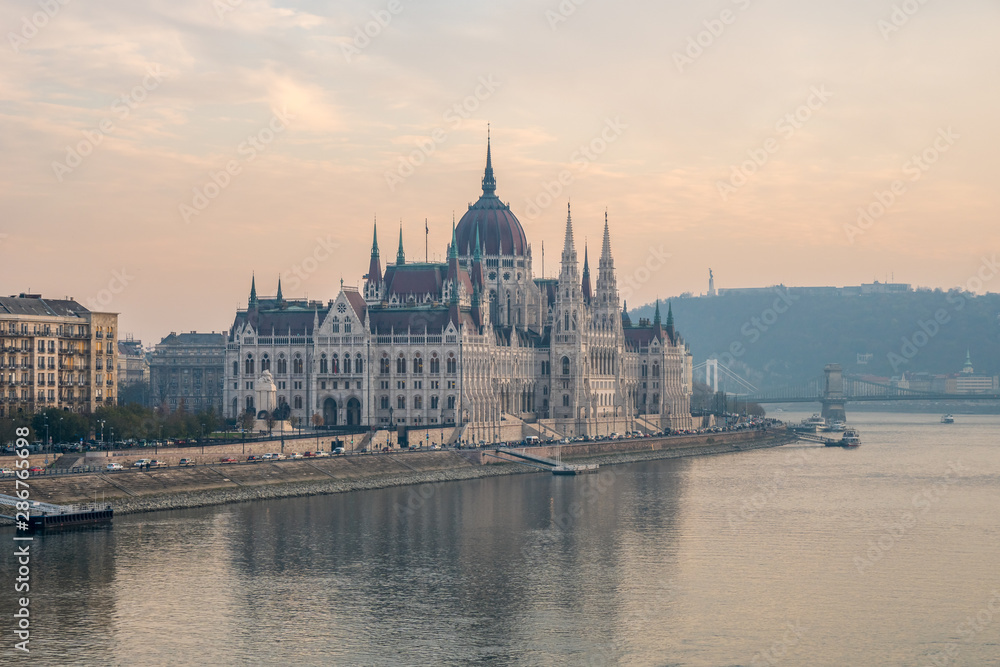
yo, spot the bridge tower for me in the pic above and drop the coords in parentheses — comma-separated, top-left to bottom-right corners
(705, 359, 718, 393)
(821, 363, 847, 422)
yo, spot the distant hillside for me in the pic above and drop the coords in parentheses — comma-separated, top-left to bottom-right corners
(630, 289, 1000, 390)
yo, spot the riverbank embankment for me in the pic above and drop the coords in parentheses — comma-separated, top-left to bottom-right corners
(0, 429, 795, 518)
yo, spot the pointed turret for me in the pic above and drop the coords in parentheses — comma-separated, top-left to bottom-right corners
(582, 243, 592, 303)
(276, 276, 283, 302)
(653, 299, 661, 326)
(595, 211, 619, 313)
(621, 300, 631, 328)
(482, 125, 496, 197)
(396, 224, 405, 265)
(366, 217, 382, 285)
(249, 274, 258, 308)
(962, 348, 974, 374)
(666, 301, 674, 328)
(447, 221, 462, 303)
(471, 226, 485, 290)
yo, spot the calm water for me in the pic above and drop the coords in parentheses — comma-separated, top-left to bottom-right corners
(3, 412, 999, 666)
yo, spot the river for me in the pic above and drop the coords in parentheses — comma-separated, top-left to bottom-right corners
(3, 411, 999, 666)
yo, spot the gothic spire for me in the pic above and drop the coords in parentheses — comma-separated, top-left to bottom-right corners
(653, 299, 661, 326)
(396, 223, 405, 265)
(482, 125, 496, 196)
(582, 243, 592, 302)
(666, 301, 674, 328)
(249, 274, 258, 308)
(276, 276, 283, 302)
(367, 217, 383, 286)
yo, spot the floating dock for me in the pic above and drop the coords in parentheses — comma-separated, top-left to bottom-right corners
(0, 494, 113, 530)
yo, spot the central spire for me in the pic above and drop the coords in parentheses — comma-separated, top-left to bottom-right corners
(481, 125, 496, 197)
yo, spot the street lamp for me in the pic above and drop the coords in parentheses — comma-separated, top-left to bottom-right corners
(201, 423, 206, 455)
(98, 419, 105, 451)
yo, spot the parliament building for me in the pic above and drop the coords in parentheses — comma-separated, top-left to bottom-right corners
(223, 139, 693, 441)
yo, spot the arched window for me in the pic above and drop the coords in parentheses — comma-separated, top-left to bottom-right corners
(562, 394, 570, 407)
(277, 355, 287, 375)
(397, 395, 405, 409)
(331, 316, 340, 333)
(562, 356, 570, 375)
(245, 396, 254, 412)
(396, 355, 406, 374)
(331, 354, 339, 374)
(320, 354, 328, 374)
(414, 395, 423, 409)
(344, 356, 352, 374)
(232, 361, 238, 377)
(294, 396, 302, 409)
(431, 395, 439, 409)
(564, 312, 570, 331)
(293, 355, 303, 374)
(261, 354, 270, 372)
(245, 354, 254, 375)
(380, 355, 390, 375)
(652, 362, 660, 378)
(355, 354, 364, 374)
(413, 355, 423, 374)
(447, 395, 455, 409)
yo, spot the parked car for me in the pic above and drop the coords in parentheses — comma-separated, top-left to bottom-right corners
(247, 455, 263, 462)
(288, 453, 303, 459)
(149, 460, 166, 468)
(0, 468, 15, 475)
(28, 466, 45, 473)
(179, 458, 195, 466)
(303, 451, 317, 458)
(332, 447, 345, 455)
(220, 457, 237, 464)
(106, 463, 123, 471)
(134, 459, 152, 467)
(314, 451, 330, 458)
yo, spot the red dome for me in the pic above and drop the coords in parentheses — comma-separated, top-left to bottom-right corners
(454, 136, 528, 257)
(456, 198, 528, 257)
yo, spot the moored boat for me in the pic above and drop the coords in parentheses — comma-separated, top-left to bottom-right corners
(941, 414, 955, 424)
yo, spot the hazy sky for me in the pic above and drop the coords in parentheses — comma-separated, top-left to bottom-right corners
(2, 0, 998, 344)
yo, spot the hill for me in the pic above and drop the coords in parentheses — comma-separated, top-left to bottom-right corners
(630, 288, 1000, 390)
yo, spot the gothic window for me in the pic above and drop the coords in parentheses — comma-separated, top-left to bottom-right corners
(344, 356, 351, 374)
(413, 355, 423, 374)
(414, 395, 423, 409)
(446, 354, 456, 374)
(380, 395, 389, 409)
(564, 312, 570, 331)
(397, 395, 405, 409)
(320, 354, 328, 374)
(331, 316, 340, 333)
(293, 355, 303, 374)
(562, 394, 570, 407)
(331, 354, 339, 374)
(641, 363, 648, 378)
(653, 362, 660, 378)
(396, 355, 406, 374)
(355, 354, 363, 374)
(245, 354, 254, 375)
(261, 354, 270, 372)
(277, 356, 287, 375)
(447, 395, 455, 409)
(294, 396, 302, 409)
(245, 396, 254, 412)
(380, 355, 390, 375)
(345, 321, 352, 333)
(430, 354, 440, 374)
(562, 356, 570, 375)
(232, 361, 238, 377)
(431, 395, 439, 409)
(337, 303, 347, 313)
